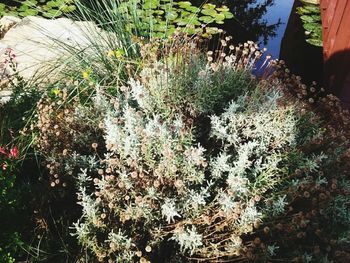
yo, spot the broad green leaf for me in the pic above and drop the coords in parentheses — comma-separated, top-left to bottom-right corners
(201, 9, 217, 17)
(23, 0, 38, 6)
(61, 5, 76, 13)
(203, 3, 216, 10)
(20, 9, 39, 16)
(216, 6, 230, 12)
(199, 16, 215, 23)
(165, 11, 178, 21)
(18, 5, 29, 12)
(223, 11, 234, 19)
(42, 9, 62, 18)
(306, 38, 323, 47)
(178, 1, 192, 9)
(46, 1, 60, 8)
(300, 15, 314, 23)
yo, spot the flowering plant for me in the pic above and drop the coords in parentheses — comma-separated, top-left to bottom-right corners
(0, 145, 19, 193)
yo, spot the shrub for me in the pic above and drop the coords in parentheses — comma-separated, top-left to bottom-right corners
(2, 1, 349, 262)
(20, 27, 349, 261)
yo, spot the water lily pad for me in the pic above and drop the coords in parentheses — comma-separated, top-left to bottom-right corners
(144, 0, 160, 9)
(60, 5, 76, 13)
(18, 5, 29, 12)
(46, 1, 60, 8)
(303, 22, 318, 31)
(23, 0, 38, 6)
(42, 9, 62, 18)
(222, 11, 234, 19)
(165, 11, 178, 21)
(199, 16, 215, 24)
(216, 6, 230, 12)
(300, 15, 315, 23)
(201, 8, 218, 17)
(306, 38, 323, 47)
(177, 1, 192, 9)
(203, 3, 216, 10)
(19, 9, 39, 16)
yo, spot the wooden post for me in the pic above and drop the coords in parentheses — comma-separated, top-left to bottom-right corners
(320, 0, 350, 107)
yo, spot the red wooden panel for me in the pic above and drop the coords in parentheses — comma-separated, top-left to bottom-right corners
(330, 1, 350, 54)
(320, 0, 350, 106)
(326, 0, 347, 55)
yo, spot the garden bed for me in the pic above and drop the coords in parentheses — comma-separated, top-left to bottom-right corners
(0, 1, 349, 263)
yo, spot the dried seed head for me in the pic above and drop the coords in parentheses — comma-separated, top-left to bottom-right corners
(145, 246, 152, 253)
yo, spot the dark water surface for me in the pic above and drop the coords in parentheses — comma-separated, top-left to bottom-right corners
(193, 0, 323, 83)
(1, 0, 323, 83)
(0, 0, 19, 6)
(223, 0, 323, 84)
(256, 0, 294, 58)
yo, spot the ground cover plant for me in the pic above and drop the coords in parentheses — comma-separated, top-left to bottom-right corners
(0, 0, 349, 262)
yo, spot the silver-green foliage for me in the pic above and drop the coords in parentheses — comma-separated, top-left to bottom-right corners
(73, 71, 305, 261)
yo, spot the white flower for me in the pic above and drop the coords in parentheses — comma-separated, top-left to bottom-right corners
(227, 174, 248, 195)
(186, 189, 208, 212)
(129, 78, 151, 110)
(218, 192, 239, 214)
(271, 195, 288, 216)
(211, 152, 232, 179)
(239, 206, 261, 226)
(171, 226, 203, 255)
(185, 144, 206, 166)
(267, 244, 279, 256)
(161, 199, 181, 223)
(107, 229, 133, 251)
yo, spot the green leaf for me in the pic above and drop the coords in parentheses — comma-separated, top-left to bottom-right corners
(216, 6, 230, 12)
(303, 22, 318, 31)
(222, 11, 234, 19)
(203, 3, 216, 10)
(143, 0, 160, 9)
(199, 16, 215, 23)
(18, 5, 29, 12)
(42, 9, 63, 18)
(186, 6, 200, 13)
(19, 9, 39, 16)
(296, 7, 312, 15)
(214, 13, 225, 21)
(181, 26, 196, 35)
(311, 15, 321, 22)
(306, 38, 323, 47)
(201, 9, 217, 17)
(304, 5, 320, 13)
(300, 15, 314, 23)
(61, 4, 76, 13)
(165, 11, 178, 21)
(154, 10, 164, 15)
(23, 0, 38, 6)
(180, 16, 200, 26)
(177, 1, 192, 9)
(46, 1, 60, 8)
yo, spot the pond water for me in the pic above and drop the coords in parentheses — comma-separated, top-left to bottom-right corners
(256, 0, 294, 58)
(195, 0, 323, 83)
(1, 0, 323, 83)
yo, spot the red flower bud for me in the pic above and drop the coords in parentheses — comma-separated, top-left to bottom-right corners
(9, 147, 19, 159)
(0, 147, 7, 155)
